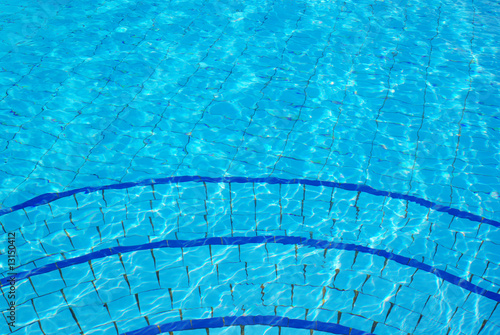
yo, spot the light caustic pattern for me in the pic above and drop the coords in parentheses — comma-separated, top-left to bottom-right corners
(1, 178, 500, 334)
(0, 0, 499, 334)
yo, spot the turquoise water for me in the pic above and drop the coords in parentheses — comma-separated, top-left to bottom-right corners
(1, 0, 499, 334)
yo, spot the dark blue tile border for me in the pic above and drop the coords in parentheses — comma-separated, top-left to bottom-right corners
(2, 235, 499, 303)
(0, 176, 498, 228)
(121, 315, 372, 335)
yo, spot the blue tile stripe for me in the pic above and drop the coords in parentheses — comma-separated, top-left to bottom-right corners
(121, 315, 374, 335)
(2, 236, 499, 303)
(0, 176, 498, 228)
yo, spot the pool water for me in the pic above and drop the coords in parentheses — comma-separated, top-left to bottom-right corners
(1, 0, 499, 334)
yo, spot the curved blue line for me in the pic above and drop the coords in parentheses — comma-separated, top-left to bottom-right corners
(0, 176, 498, 228)
(121, 315, 374, 335)
(2, 235, 499, 303)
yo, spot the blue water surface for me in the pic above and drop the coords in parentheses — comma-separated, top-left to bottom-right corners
(0, 0, 499, 334)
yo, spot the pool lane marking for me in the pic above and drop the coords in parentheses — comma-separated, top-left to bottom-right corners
(0, 176, 498, 228)
(121, 315, 374, 335)
(2, 235, 499, 303)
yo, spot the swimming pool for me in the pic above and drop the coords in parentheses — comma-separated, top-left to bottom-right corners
(1, 0, 499, 334)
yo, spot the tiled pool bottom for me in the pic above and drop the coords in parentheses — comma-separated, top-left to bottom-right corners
(1, 0, 499, 223)
(1, 179, 499, 335)
(1, 0, 500, 332)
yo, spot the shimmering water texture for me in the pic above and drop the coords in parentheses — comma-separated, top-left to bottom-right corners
(1, 0, 499, 334)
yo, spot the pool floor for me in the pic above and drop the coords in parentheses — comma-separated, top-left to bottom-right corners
(0, 0, 499, 334)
